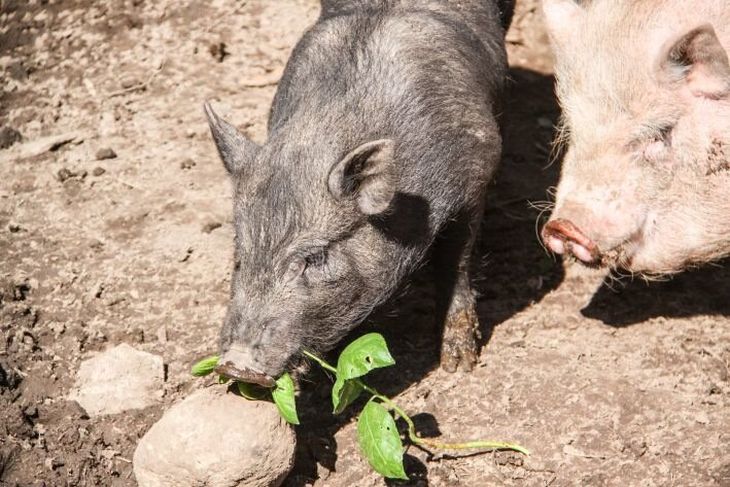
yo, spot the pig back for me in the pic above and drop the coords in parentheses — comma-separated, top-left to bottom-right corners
(268, 4, 508, 223)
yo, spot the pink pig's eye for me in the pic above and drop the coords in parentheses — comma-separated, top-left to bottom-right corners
(642, 124, 674, 162)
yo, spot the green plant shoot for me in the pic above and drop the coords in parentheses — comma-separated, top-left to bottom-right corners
(193, 333, 529, 480)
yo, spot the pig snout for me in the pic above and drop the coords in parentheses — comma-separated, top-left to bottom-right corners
(215, 347, 276, 387)
(542, 218, 601, 264)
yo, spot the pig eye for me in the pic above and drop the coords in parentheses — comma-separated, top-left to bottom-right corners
(642, 124, 674, 161)
(304, 247, 328, 269)
(284, 248, 328, 281)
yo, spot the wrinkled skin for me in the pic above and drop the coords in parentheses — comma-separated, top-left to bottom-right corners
(541, 0, 730, 276)
(205, 0, 511, 384)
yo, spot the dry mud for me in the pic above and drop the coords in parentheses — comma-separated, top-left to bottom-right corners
(1, 1, 728, 485)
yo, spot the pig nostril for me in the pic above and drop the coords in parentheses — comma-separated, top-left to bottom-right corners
(545, 236, 565, 255)
(542, 218, 600, 263)
(567, 242, 595, 263)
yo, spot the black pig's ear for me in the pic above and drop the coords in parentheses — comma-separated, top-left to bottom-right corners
(327, 139, 396, 216)
(204, 101, 259, 175)
(657, 24, 730, 99)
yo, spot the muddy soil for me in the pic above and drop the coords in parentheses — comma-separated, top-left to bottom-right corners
(1, 1, 728, 486)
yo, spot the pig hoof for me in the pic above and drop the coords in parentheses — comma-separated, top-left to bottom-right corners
(440, 308, 479, 373)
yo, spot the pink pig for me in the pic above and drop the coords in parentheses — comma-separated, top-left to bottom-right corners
(540, 0, 730, 275)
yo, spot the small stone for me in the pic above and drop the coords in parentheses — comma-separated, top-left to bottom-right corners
(23, 404, 38, 418)
(0, 127, 22, 149)
(209, 42, 229, 62)
(44, 457, 64, 470)
(202, 221, 222, 234)
(92, 167, 106, 176)
(180, 159, 196, 170)
(133, 387, 295, 487)
(95, 148, 117, 160)
(57, 168, 74, 182)
(68, 344, 164, 416)
(8, 223, 21, 233)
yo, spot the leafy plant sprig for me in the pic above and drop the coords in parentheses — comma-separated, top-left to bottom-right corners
(191, 355, 299, 424)
(192, 333, 528, 480)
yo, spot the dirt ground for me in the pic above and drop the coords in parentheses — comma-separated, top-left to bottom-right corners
(1, 1, 729, 486)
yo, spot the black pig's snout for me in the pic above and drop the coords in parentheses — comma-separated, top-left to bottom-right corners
(215, 348, 275, 387)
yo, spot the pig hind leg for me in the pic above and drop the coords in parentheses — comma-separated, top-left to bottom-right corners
(432, 206, 484, 373)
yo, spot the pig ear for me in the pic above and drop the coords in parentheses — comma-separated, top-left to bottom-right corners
(542, 0, 583, 42)
(657, 24, 730, 99)
(204, 101, 259, 174)
(327, 139, 396, 216)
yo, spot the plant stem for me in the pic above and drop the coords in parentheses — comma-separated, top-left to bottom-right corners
(302, 350, 337, 374)
(302, 350, 530, 456)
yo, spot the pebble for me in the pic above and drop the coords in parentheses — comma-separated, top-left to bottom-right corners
(180, 158, 196, 170)
(95, 147, 117, 160)
(68, 344, 164, 416)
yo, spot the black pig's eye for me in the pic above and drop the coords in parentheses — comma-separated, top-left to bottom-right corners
(304, 247, 328, 268)
(284, 247, 328, 281)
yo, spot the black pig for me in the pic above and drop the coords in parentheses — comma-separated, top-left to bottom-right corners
(206, 0, 512, 385)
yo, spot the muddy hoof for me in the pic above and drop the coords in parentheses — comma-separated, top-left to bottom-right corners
(440, 308, 479, 373)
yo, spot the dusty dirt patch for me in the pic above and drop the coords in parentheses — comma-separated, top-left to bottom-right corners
(1, 1, 728, 486)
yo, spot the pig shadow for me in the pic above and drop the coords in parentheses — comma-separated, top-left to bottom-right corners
(474, 67, 565, 345)
(372, 192, 432, 247)
(284, 67, 565, 485)
(581, 258, 730, 326)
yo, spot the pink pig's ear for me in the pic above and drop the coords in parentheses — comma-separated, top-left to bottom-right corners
(657, 23, 730, 99)
(541, 0, 583, 43)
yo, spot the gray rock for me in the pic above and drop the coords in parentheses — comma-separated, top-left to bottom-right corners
(95, 147, 117, 160)
(69, 343, 163, 416)
(133, 387, 295, 487)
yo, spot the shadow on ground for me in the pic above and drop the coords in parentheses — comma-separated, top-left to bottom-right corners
(283, 67, 565, 486)
(582, 259, 730, 326)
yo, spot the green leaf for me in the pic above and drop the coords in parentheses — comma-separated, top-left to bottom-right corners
(356, 400, 407, 480)
(191, 355, 219, 377)
(336, 333, 395, 381)
(332, 377, 363, 414)
(272, 372, 299, 425)
(237, 381, 270, 401)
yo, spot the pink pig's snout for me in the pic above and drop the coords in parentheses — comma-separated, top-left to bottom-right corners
(542, 218, 601, 264)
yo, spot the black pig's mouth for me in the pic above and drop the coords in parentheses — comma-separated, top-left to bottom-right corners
(215, 361, 275, 387)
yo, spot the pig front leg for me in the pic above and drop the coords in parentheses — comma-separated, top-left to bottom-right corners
(433, 207, 484, 373)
